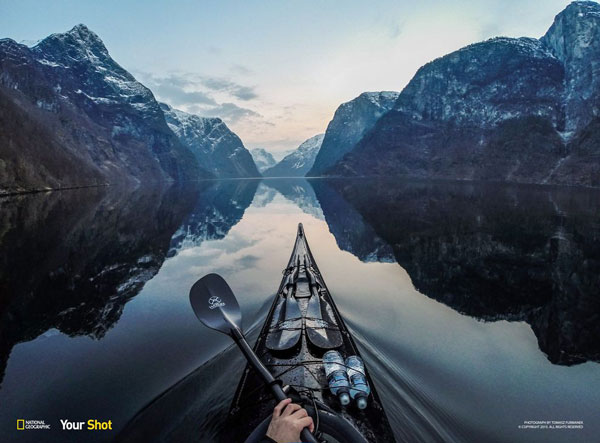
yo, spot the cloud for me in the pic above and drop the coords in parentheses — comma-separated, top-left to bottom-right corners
(230, 64, 253, 75)
(150, 80, 217, 106)
(134, 71, 261, 124)
(388, 22, 404, 39)
(206, 45, 221, 55)
(201, 77, 258, 100)
(188, 102, 262, 124)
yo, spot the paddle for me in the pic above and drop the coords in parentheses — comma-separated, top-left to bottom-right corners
(303, 261, 343, 350)
(305, 286, 343, 350)
(265, 293, 303, 351)
(189, 273, 319, 443)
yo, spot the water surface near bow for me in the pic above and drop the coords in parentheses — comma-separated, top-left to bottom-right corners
(0, 178, 598, 443)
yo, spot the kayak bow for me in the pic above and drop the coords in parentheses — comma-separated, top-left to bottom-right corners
(227, 223, 395, 442)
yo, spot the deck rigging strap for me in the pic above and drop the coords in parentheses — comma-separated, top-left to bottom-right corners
(234, 359, 364, 412)
(268, 316, 338, 331)
(234, 360, 328, 411)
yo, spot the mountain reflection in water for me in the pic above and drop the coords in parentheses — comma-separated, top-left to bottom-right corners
(0, 183, 200, 384)
(0, 178, 598, 443)
(312, 178, 600, 366)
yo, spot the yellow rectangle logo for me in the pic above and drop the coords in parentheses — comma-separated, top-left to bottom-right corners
(17, 419, 24, 430)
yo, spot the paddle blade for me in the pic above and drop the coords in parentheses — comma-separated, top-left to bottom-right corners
(265, 296, 303, 352)
(189, 273, 242, 335)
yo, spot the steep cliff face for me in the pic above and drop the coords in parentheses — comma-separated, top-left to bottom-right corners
(326, 2, 600, 187)
(0, 87, 106, 192)
(307, 92, 399, 176)
(542, 1, 600, 133)
(264, 133, 324, 177)
(541, 1, 600, 186)
(162, 104, 260, 178)
(0, 25, 210, 193)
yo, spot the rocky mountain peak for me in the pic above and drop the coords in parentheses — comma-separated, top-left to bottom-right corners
(541, 0, 600, 132)
(34, 24, 111, 65)
(26, 24, 156, 115)
(542, 1, 600, 62)
(0, 24, 208, 192)
(356, 91, 400, 108)
(68, 24, 106, 46)
(297, 133, 325, 154)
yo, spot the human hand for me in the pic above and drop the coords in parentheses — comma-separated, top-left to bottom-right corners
(266, 398, 315, 443)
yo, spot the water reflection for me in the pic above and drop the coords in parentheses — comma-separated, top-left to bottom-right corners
(313, 178, 600, 365)
(168, 180, 259, 255)
(0, 183, 201, 386)
(1, 178, 599, 443)
(311, 180, 394, 262)
(262, 179, 324, 220)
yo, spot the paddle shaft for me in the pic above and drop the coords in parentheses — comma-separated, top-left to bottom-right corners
(231, 327, 319, 443)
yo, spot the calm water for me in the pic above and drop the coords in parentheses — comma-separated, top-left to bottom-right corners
(0, 178, 598, 443)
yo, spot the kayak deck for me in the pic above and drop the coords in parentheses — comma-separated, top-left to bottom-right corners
(227, 223, 395, 442)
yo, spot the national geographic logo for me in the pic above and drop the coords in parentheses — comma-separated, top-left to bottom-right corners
(16, 419, 51, 430)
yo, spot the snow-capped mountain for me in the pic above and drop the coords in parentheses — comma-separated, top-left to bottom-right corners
(250, 148, 277, 173)
(326, 2, 600, 187)
(0, 24, 210, 194)
(264, 134, 324, 177)
(307, 92, 399, 176)
(161, 103, 260, 178)
(273, 149, 296, 161)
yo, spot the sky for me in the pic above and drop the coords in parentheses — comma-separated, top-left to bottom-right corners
(0, 0, 577, 154)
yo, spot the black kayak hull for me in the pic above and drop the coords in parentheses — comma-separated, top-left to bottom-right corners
(226, 224, 396, 442)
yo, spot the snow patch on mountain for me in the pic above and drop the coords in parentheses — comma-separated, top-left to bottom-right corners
(161, 103, 260, 178)
(263, 133, 324, 177)
(250, 148, 277, 172)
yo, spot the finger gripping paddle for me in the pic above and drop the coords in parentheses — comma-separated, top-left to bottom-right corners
(189, 273, 318, 443)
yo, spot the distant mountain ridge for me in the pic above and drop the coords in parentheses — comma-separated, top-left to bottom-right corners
(264, 133, 324, 177)
(250, 148, 277, 173)
(161, 103, 260, 178)
(324, 1, 600, 187)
